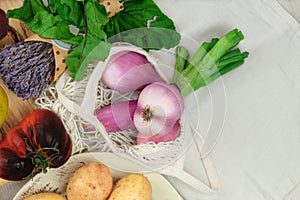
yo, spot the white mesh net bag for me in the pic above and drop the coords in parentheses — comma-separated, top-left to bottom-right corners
(35, 42, 219, 193)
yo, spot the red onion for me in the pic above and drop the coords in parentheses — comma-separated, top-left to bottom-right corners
(136, 120, 180, 144)
(85, 100, 137, 132)
(101, 51, 165, 92)
(133, 82, 184, 137)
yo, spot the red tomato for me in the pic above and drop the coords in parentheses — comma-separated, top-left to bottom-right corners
(0, 109, 72, 181)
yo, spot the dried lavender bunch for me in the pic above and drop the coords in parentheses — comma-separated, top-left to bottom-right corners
(0, 41, 55, 100)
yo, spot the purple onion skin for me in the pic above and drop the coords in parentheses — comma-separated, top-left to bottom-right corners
(0, 9, 8, 40)
(136, 120, 180, 144)
(102, 51, 165, 92)
(85, 100, 138, 132)
(134, 82, 184, 137)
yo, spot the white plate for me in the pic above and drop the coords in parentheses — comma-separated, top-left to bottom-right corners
(13, 152, 182, 200)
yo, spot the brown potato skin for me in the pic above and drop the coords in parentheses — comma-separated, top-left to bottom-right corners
(66, 161, 113, 200)
(108, 174, 152, 200)
(24, 192, 66, 200)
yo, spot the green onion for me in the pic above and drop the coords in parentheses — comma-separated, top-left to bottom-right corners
(175, 46, 189, 73)
(174, 46, 189, 82)
(218, 48, 241, 61)
(174, 28, 249, 96)
(199, 29, 244, 70)
(181, 38, 218, 76)
(216, 51, 249, 69)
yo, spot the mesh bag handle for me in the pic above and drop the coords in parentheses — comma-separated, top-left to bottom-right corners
(159, 122, 220, 193)
(55, 42, 220, 193)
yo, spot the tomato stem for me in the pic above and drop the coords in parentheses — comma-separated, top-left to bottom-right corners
(23, 138, 60, 179)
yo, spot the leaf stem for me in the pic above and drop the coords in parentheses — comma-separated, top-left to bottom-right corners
(81, 2, 88, 61)
(175, 46, 189, 72)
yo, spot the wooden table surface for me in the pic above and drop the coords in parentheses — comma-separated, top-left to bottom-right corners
(0, 0, 300, 137)
(0, 0, 36, 139)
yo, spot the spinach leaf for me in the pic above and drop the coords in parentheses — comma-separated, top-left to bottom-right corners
(7, 0, 180, 81)
(47, 0, 84, 27)
(66, 35, 111, 80)
(26, 10, 82, 45)
(85, 0, 108, 39)
(106, 0, 180, 50)
(66, 0, 110, 80)
(7, 0, 82, 45)
(7, 0, 46, 22)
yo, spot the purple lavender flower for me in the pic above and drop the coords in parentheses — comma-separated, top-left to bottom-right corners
(0, 41, 55, 100)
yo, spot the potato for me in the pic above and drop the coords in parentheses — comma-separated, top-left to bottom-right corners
(108, 174, 152, 200)
(67, 161, 113, 200)
(24, 192, 66, 200)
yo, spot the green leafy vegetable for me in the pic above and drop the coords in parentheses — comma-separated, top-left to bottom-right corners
(7, 0, 82, 45)
(66, 0, 109, 80)
(7, 0, 180, 80)
(174, 29, 249, 96)
(106, 0, 180, 50)
(48, 0, 84, 27)
(67, 36, 111, 80)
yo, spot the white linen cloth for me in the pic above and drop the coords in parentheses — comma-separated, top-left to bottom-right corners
(1, 0, 300, 199)
(152, 0, 300, 199)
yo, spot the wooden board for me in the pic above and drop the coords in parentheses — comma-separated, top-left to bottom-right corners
(0, 0, 36, 139)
